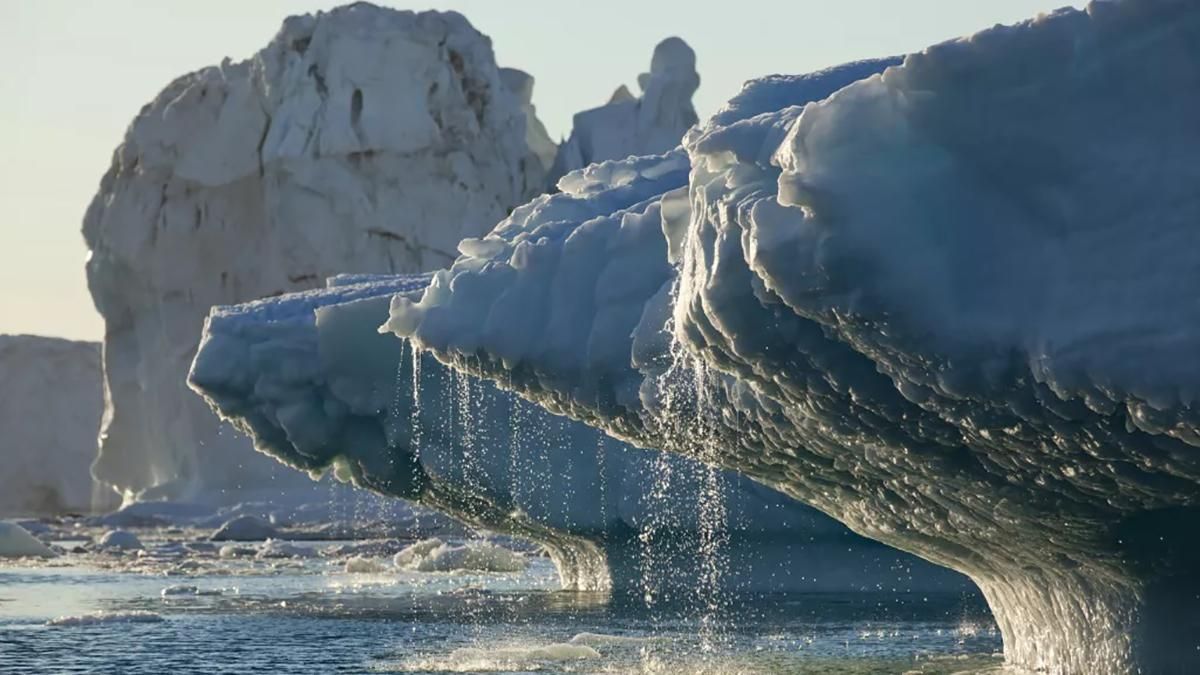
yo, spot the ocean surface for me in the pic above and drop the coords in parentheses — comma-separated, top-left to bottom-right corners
(0, 532, 1002, 674)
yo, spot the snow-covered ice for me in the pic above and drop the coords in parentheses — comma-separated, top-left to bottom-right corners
(209, 515, 279, 542)
(393, 538, 527, 573)
(97, 530, 144, 551)
(343, 555, 389, 574)
(46, 611, 164, 627)
(377, 2, 1200, 672)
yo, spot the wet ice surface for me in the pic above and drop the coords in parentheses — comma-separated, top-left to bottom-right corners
(0, 524, 1001, 674)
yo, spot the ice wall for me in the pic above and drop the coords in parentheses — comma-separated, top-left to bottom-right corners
(190, 274, 969, 595)
(0, 335, 103, 515)
(546, 38, 700, 188)
(83, 4, 549, 504)
(385, 2, 1200, 672)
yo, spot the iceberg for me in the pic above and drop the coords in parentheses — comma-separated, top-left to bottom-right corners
(83, 4, 550, 505)
(0, 335, 103, 515)
(380, 2, 1200, 672)
(0, 522, 57, 558)
(190, 270, 968, 595)
(546, 38, 701, 189)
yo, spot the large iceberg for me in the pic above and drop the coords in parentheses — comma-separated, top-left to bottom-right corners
(0, 335, 103, 515)
(190, 272, 969, 595)
(83, 4, 550, 504)
(381, 2, 1200, 672)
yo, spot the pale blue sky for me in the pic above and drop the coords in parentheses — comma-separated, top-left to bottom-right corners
(1, 0, 1080, 340)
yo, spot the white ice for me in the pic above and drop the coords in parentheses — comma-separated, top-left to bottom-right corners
(382, 2, 1200, 672)
(83, 4, 552, 506)
(0, 335, 102, 515)
(0, 522, 56, 558)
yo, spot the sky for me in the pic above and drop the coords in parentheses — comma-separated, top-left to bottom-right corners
(1, 0, 1081, 341)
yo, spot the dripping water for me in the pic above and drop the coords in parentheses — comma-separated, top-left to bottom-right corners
(409, 341, 423, 462)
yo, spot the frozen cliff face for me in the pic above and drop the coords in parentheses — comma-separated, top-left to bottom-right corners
(386, 2, 1200, 672)
(190, 273, 968, 596)
(499, 68, 558, 177)
(546, 37, 700, 189)
(0, 335, 102, 515)
(83, 4, 549, 504)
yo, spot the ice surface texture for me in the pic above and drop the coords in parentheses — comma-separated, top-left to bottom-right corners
(0, 335, 102, 515)
(386, 2, 1200, 672)
(190, 272, 967, 595)
(83, 4, 550, 505)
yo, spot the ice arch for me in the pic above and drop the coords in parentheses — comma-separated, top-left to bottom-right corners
(190, 271, 969, 596)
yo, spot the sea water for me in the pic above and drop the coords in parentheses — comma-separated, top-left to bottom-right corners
(0, 530, 1001, 674)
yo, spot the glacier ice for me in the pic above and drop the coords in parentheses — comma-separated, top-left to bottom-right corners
(0, 522, 57, 558)
(0, 335, 103, 515)
(97, 529, 144, 551)
(546, 38, 701, 189)
(190, 271, 968, 595)
(83, 4, 550, 505)
(209, 515, 279, 542)
(383, 2, 1200, 672)
(392, 538, 527, 573)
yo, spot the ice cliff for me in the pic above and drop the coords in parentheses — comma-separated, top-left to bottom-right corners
(382, 1, 1200, 672)
(83, 4, 549, 504)
(546, 37, 700, 189)
(0, 335, 102, 515)
(189, 273, 968, 595)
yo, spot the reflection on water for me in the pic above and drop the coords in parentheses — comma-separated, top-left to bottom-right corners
(0, 536, 1000, 675)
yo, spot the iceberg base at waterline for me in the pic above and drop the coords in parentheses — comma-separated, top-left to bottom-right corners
(190, 274, 971, 598)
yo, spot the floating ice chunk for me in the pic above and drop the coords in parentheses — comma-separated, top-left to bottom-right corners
(344, 556, 389, 574)
(47, 611, 163, 627)
(160, 585, 199, 597)
(393, 539, 526, 573)
(256, 539, 317, 559)
(322, 540, 407, 558)
(218, 544, 256, 559)
(210, 515, 278, 542)
(392, 538, 445, 568)
(97, 530, 143, 551)
(0, 522, 56, 558)
(568, 632, 656, 647)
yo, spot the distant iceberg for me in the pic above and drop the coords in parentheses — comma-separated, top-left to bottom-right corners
(546, 37, 701, 189)
(0, 335, 102, 515)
